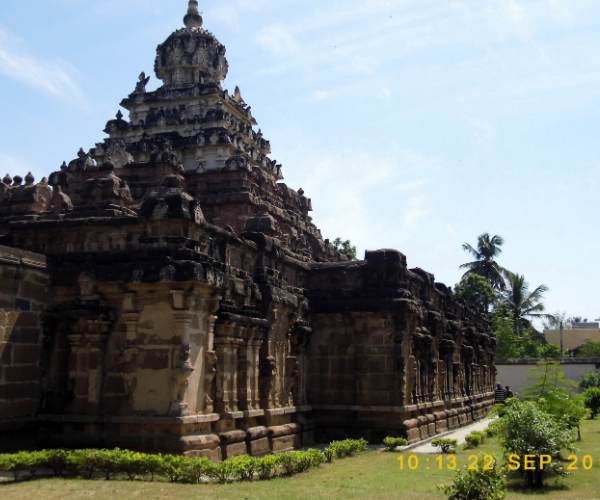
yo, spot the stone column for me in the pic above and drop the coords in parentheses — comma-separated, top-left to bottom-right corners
(250, 338, 262, 410)
(215, 323, 236, 413)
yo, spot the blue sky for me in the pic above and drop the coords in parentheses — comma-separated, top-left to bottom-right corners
(1, 0, 599, 325)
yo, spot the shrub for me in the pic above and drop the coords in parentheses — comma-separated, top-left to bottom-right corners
(304, 448, 326, 468)
(438, 453, 506, 500)
(0, 451, 47, 480)
(212, 460, 237, 484)
(139, 453, 163, 481)
(464, 433, 482, 449)
(579, 369, 600, 391)
(325, 438, 368, 459)
(583, 387, 600, 418)
(115, 450, 147, 481)
(382, 437, 408, 451)
(498, 399, 575, 488)
(40, 449, 72, 476)
(226, 455, 258, 481)
(69, 449, 105, 479)
(256, 454, 281, 480)
(97, 449, 123, 480)
(159, 454, 190, 483)
(431, 438, 458, 453)
(484, 419, 505, 438)
(471, 430, 485, 443)
(183, 457, 217, 484)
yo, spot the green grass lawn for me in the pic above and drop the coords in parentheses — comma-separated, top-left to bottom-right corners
(2, 418, 600, 500)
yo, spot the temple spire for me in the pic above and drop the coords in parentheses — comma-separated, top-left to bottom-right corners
(184, 0, 203, 28)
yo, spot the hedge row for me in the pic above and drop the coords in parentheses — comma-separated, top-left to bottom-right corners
(0, 439, 368, 484)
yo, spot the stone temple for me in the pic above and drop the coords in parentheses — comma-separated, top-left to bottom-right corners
(0, 2, 497, 458)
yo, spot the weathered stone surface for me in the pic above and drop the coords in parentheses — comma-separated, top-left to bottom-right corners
(0, 3, 496, 455)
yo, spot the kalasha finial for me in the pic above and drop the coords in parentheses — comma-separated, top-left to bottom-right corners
(184, 0, 203, 28)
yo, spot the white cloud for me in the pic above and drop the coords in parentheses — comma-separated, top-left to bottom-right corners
(396, 179, 430, 192)
(314, 90, 331, 100)
(465, 117, 495, 144)
(255, 24, 300, 56)
(405, 196, 432, 226)
(0, 27, 88, 110)
(378, 87, 392, 98)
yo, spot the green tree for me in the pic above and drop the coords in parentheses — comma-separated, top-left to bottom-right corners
(542, 311, 567, 330)
(539, 343, 561, 358)
(492, 314, 541, 359)
(583, 387, 600, 418)
(454, 274, 498, 312)
(333, 237, 357, 260)
(520, 359, 585, 438)
(576, 338, 600, 357)
(500, 271, 552, 336)
(459, 233, 506, 290)
(498, 399, 575, 488)
(579, 369, 600, 391)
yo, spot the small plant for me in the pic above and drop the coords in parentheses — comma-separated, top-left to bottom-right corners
(471, 430, 485, 443)
(438, 453, 506, 500)
(256, 454, 281, 480)
(382, 436, 408, 451)
(325, 438, 368, 459)
(583, 387, 600, 418)
(69, 449, 105, 479)
(212, 460, 236, 484)
(226, 455, 258, 481)
(464, 433, 482, 450)
(159, 454, 190, 483)
(431, 438, 458, 454)
(41, 449, 72, 476)
(484, 419, 505, 438)
(183, 457, 217, 484)
(139, 453, 163, 481)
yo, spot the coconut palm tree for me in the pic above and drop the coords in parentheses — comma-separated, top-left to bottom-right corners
(459, 233, 506, 290)
(501, 271, 553, 336)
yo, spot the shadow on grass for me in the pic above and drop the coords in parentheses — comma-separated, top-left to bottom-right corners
(507, 481, 571, 496)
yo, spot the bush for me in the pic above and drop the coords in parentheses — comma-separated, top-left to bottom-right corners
(139, 453, 163, 481)
(183, 457, 217, 484)
(498, 399, 575, 488)
(583, 387, 600, 418)
(484, 419, 505, 438)
(579, 369, 600, 391)
(212, 460, 237, 484)
(472, 430, 485, 442)
(159, 454, 190, 483)
(41, 449, 72, 476)
(226, 455, 258, 481)
(69, 449, 105, 479)
(464, 433, 482, 449)
(382, 437, 408, 451)
(438, 453, 506, 500)
(0, 451, 47, 480)
(431, 438, 458, 453)
(325, 438, 368, 459)
(256, 454, 281, 480)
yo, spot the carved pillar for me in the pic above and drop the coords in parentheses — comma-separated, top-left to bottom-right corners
(250, 338, 262, 410)
(215, 322, 237, 413)
(123, 292, 140, 342)
(237, 329, 253, 411)
(86, 319, 111, 407)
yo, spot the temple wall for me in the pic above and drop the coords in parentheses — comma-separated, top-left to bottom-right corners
(0, 245, 51, 451)
(307, 249, 496, 444)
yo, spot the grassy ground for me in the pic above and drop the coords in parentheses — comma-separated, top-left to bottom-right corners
(1, 418, 599, 500)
